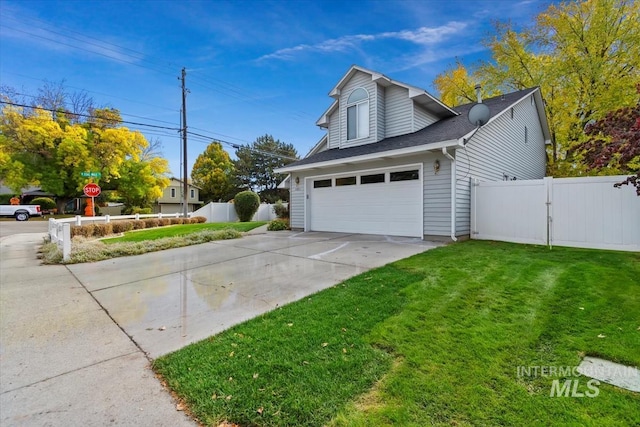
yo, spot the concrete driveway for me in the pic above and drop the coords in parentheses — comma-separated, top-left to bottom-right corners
(67, 230, 441, 358)
(1, 227, 440, 425)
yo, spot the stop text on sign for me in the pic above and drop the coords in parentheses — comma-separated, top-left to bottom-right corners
(83, 183, 101, 197)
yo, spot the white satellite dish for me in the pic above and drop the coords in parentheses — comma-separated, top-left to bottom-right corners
(468, 103, 490, 127)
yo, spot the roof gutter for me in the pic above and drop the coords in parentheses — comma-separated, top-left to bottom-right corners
(276, 138, 459, 173)
(441, 146, 457, 242)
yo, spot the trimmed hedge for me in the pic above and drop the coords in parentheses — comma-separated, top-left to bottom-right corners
(267, 218, 289, 231)
(93, 223, 113, 237)
(111, 221, 134, 234)
(143, 218, 160, 228)
(68, 216, 209, 239)
(234, 191, 260, 222)
(131, 220, 146, 230)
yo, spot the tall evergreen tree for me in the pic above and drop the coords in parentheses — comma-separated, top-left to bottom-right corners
(233, 134, 298, 203)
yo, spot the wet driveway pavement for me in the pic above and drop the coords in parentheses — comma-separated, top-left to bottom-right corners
(1, 228, 440, 425)
(67, 231, 441, 358)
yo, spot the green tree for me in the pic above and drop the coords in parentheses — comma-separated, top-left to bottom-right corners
(191, 141, 235, 202)
(234, 134, 298, 203)
(434, 0, 640, 175)
(0, 104, 170, 210)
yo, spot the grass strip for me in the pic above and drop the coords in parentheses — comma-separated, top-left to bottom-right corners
(154, 241, 640, 426)
(41, 228, 243, 264)
(103, 221, 267, 243)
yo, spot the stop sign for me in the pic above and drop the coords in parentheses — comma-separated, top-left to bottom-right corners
(83, 183, 101, 197)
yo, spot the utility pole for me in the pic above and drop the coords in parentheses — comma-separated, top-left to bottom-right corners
(181, 67, 188, 218)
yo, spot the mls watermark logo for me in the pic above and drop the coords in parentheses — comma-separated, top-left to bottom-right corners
(516, 365, 601, 398)
(549, 378, 600, 398)
(517, 362, 640, 397)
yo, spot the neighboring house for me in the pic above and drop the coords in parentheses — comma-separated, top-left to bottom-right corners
(276, 65, 551, 240)
(0, 182, 55, 204)
(153, 178, 204, 214)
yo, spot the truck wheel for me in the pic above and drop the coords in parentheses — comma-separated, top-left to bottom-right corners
(15, 211, 29, 221)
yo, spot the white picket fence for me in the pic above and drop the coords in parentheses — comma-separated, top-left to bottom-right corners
(471, 175, 640, 251)
(48, 203, 281, 261)
(49, 212, 186, 261)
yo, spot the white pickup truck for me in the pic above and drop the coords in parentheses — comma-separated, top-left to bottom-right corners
(0, 205, 43, 221)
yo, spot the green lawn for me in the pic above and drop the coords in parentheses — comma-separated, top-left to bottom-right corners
(153, 241, 640, 427)
(103, 221, 267, 243)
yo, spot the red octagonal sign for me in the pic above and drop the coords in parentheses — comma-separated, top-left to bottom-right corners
(83, 183, 101, 197)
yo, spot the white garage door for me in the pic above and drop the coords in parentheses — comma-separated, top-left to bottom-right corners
(309, 167, 423, 237)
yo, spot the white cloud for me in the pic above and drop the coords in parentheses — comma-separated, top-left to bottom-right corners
(257, 22, 468, 62)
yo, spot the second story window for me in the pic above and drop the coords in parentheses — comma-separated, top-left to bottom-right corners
(171, 188, 176, 198)
(346, 88, 369, 140)
(190, 189, 195, 198)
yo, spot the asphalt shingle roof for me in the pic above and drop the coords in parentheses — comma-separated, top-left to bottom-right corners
(287, 88, 537, 168)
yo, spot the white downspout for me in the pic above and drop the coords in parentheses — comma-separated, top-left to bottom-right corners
(442, 146, 457, 242)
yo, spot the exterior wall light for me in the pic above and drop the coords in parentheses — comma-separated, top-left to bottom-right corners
(434, 159, 440, 174)
(295, 176, 300, 185)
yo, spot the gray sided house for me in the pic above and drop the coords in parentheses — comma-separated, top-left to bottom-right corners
(276, 65, 551, 240)
(153, 178, 204, 214)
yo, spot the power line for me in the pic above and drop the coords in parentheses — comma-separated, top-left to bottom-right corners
(1, 99, 301, 162)
(3, 71, 178, 112)
(0, 11, 177, 70)
(0, 101, 181, 131)
(0, 24, 176, 78)
(186, 130, 299, 161)
(6, 91, 180, 126)
(188, 74, 314, 124)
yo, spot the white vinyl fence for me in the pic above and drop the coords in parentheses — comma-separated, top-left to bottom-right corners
(471, 176, 640, 252)
(192, 202, 279, 223)
(49, 212, 186, 261)
(49, 203, 280, 261)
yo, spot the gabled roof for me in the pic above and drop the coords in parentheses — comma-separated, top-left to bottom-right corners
(316, 65, 457, 127)
(169, 177, 202, 190)
(280, 88, 546, 172)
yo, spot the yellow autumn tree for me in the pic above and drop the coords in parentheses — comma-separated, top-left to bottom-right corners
(191, 141, 235, 202)
(0, 104, 170, 209)
(434, 0, 640, 175)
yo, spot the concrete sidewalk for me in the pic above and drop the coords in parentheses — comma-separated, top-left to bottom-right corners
(0, 233, 194, 426)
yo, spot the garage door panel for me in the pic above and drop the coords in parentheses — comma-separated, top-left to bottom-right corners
(309, 169, 422, 237)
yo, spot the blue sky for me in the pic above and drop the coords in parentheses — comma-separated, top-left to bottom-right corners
(0, 0, 552, 177)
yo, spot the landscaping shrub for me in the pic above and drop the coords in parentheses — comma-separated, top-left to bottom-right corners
(143, 218, 159, 228)
(158, 218, 172, 226)
(0, 194, 13, 205)
(267, 218, 289, 231)
(31, 197, 56, 210)
(273, 199, 289, 219)
(93, 223, 113, 237)
(124, 206, 153, 215)
(111, 220, 134, 234)
(131, 220, 146, 230)
(192, 216, 207, 223)
(170, 218, 184, 225)
(234, 191, 260, 222)
(71, 224, 95, 238)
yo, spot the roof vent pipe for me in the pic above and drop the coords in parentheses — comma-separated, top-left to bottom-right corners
(475, 84, 482, 103)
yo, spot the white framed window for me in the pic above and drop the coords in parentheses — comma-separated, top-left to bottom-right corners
(170, 188, 176, 198)
(346, 88, 369, 140)
(190, 189, 195, 198)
